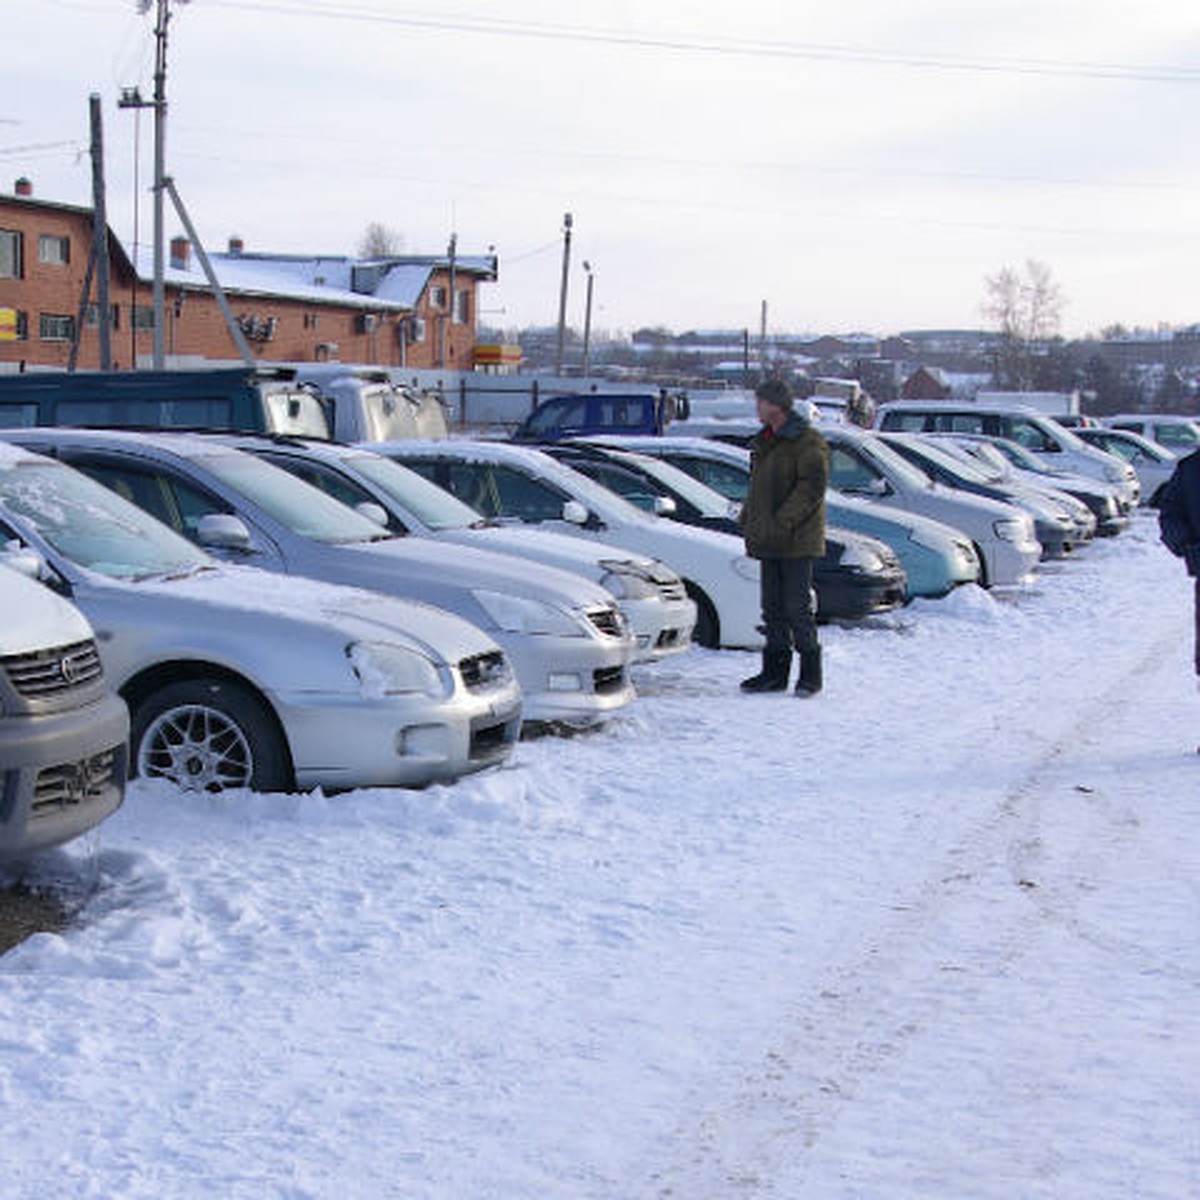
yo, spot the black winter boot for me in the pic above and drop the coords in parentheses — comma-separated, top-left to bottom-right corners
(794, 646, 823, 697)
(740, 649, 791, 693)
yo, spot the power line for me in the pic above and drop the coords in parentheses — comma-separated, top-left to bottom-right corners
(199, 0, 1200, 83)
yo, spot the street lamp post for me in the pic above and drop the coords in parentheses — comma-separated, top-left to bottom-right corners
(582, 260, 595, 380)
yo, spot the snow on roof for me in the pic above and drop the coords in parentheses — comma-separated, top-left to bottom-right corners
(130, 249, 495, 312)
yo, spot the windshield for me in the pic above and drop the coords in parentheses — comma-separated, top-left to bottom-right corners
(346, 451, 482, 531)
(892, 436, 995, 486)
(0, 460, 207, 579)
(263, 388, 332, 438)
(852, 434, 935, 489)
(197, 450, 391, 544)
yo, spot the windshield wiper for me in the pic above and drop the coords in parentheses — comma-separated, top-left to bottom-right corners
(136, 562, 218, 583)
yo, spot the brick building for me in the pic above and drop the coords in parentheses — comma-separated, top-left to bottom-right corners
(0, 180, 497, 372)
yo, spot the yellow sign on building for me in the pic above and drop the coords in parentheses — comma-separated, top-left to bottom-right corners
(0, 308, 16, 341)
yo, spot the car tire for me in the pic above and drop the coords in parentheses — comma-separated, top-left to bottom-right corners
(131, 678, 292, 793)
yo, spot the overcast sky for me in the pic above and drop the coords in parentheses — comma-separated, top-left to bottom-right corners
(4, 0, 1199, 340)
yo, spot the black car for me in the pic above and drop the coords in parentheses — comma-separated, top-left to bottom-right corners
(541, 443, 907, 622)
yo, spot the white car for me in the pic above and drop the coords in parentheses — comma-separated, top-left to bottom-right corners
(1073, 426, 1177, 507)
(0, 562, 127, 858)
(875, 400, 1141, 508)
(0, 443, 523, 793)
(1104, 413, 1200, 453)
(371, 440, 768, 648)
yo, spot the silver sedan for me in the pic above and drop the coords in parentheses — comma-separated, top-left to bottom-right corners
(2, 429, 635, 729)
(0, 443, 523, 792)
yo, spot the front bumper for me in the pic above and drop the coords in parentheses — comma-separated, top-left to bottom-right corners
(984, 536, 1042, 587)
(273, 679, 523, 791)
(814, 564, 907, 620)
(499, 630, 636, 727)
(620, 594, 696, 662)
(0, 692, 128, 860)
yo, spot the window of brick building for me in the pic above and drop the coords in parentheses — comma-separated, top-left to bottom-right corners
(85, 304, 120, 330)
(131, 305, 157, 330)
(454, 289, 470, 325)
(39, 313, 75, 341)
(37, 234, 70, 265)
(430, 285, 447, 310)
(0, 229, 22, 279)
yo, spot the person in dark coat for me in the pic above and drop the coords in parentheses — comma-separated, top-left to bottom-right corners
(738, 378, 829, 696)
(1157, 447, 1200, 678)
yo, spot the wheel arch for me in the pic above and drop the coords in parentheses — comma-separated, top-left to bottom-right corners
(120, 661, 295, 780)
(682, 579, 720, 648)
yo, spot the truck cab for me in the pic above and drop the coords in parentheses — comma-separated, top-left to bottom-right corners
(511, 390, 689, 442)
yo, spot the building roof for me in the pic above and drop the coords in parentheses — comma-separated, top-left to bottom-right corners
(131, 248, 497, 313)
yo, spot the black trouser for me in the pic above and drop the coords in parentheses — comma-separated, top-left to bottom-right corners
(760, 557, 819, 659)
(1194, 579, 1199, 676)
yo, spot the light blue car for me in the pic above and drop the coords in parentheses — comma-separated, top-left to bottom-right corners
(586, 435, 982, 599)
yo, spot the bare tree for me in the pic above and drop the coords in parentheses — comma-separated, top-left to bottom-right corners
(982, 259, 1065, 390)
(357, 222, 405, 258)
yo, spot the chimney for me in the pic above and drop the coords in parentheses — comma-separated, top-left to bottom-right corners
(169, 235, 191, 270)
(14, 177, 32, 198)
(228, 235, 244, 255)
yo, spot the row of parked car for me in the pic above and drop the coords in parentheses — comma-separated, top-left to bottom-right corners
(1, 397, 1184, 864)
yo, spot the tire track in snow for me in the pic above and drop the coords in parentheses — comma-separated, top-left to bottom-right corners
(647, 613, 1194, 1198)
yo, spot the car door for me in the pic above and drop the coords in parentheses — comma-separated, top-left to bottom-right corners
(59, 451, 287, 569)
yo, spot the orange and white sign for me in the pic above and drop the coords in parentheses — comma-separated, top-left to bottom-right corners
(0, 307, 16, 341)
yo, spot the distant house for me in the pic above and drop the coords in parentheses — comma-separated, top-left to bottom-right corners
(901, 365, 952, 400)
(0, 179, 497, 371)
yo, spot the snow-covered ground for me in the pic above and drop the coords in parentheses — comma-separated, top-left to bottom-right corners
(2, 512, 1197, 1199)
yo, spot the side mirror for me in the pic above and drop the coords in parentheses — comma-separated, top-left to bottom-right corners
(355, 500, 390, 528)
(562, 499, 590, 525)
(652, 495, 677, 517)
(0, 546, 47, 580)
(196, 513, 253, 552)
(849, 477, 888, 497)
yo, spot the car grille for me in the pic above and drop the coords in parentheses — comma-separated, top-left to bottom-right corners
(2, 639, 103, 700)
(32, 745, 125, 816)
(458, 650, 510, 691)
(585, 605, 625, 639)
(593, 665, 627, 695)
(468, 714, 518, 761)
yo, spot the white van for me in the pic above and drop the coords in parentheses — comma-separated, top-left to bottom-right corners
(875, 401, 1140, 507)
(0, 562, 128, 860)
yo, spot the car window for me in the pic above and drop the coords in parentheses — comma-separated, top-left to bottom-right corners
(526, 397, 586, 435)
(1154, 423, 1199, 447)
(490, 464, 571, 521)
(1005, 417, 1057, 451)
(568, 459, 662, 511)
(66, 457, 231, 540)
(828, 445, 882, 491)
(664, 454, 748, 501)
(263, 454, 381, 516)
(594, 397, 645, 429)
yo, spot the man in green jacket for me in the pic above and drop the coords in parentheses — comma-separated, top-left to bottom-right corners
(738, 378, 829, 696)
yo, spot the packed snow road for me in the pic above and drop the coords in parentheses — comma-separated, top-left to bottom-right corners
(1, 513, 1196, 1199)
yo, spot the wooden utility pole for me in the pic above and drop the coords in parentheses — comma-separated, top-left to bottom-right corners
(89, 93, 112, 369)
(555, 212, 573, 375)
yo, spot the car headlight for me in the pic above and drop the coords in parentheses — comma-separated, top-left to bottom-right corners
(347, 642, 449, 699)
(838, 542, 886, 573)
(732, 556, 760, 582)
(472, 589, 587, 636)
(993, 516, 1033, 543)
(598, 562, 659, 599)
